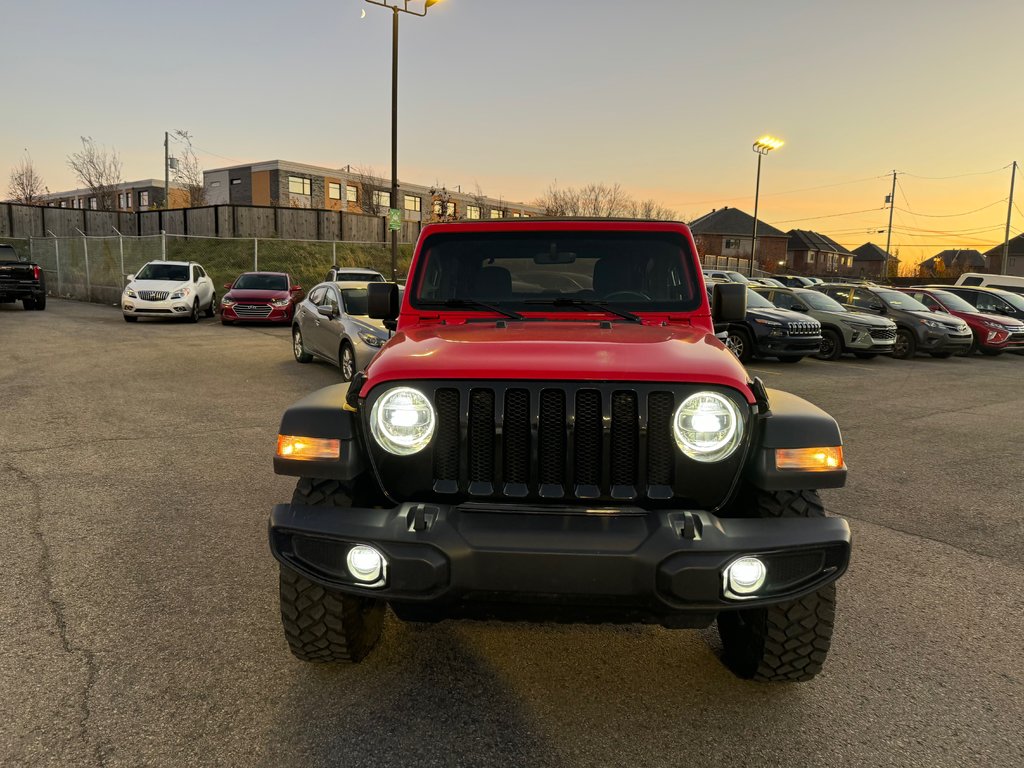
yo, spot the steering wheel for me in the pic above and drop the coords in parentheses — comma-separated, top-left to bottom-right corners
(603, 290, 651, 301)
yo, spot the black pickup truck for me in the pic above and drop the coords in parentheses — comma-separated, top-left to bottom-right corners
(0, 244, 47, 310)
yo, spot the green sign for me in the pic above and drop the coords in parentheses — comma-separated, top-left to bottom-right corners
(388, 208, 402, 231)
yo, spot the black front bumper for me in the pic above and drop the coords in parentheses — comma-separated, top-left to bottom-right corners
(269, 501, 850, 626)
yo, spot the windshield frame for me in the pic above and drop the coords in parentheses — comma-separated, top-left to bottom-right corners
(232, 273, 289, 291)
(797, 289, 847, 312)
(135, 263, 190, 282)
(877, 289, 929, 312)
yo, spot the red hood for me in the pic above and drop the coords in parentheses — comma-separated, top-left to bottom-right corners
(225, 288, 291, 301)
(946, 309, 1018, 328)
(363, 321, 754, 402)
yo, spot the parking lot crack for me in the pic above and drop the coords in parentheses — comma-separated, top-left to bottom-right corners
(5, 459, 109, 767)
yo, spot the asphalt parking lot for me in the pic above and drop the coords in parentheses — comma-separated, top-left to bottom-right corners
(2, 298, 1022, 768)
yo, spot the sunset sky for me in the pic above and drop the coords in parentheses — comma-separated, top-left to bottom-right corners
(2, 0, 1022, 266)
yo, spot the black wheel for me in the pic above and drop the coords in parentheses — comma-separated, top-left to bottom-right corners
(22, 298, 36, 310)
(725, 328, 754, 363)
(292, 326, 313, 363)
(205, 293, 217, 318)
(891, 329, 916, 359)
(853, 352, 877, 359)
(123, 314, 138, 323)
(979, 346, 1003, 356)
(188, 299, 200, 323)
(279, 477, 386, 663)
(717, 489, 836, 683)
(929, 351, 953, 359)
(777, 356, 803, 364)
(340, 341, 356, 382)
(815, 329, 843, 361)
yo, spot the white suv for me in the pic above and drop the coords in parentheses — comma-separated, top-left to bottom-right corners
(122, 261, 217, 323)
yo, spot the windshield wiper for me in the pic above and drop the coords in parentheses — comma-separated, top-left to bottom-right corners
(419, 299, 523, 320)
(524, 298, 641, 323)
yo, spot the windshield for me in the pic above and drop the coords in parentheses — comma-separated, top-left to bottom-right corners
(339, 272, 384, 282)
(726, 271, 750, 284)
(877, 289, 928, 312)
(995, 291, 1024, 311)
(341, 289, 369, 316)
(136, 263, 189, 282)
(410, 231, 700, 313)
(930, 291, 977, 313)
(801, 291, 846, 312)
(746, 289, 776, 309)
(233, 273, 288, 291)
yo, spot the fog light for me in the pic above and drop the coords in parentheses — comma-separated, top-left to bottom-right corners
(276, 434, 340, 461)
(726, 556, 766, 595)
(346, 545, 385, 584)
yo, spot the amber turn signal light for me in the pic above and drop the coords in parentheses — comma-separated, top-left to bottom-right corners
(775, 446, 844, 471)
(276, 434, 341, 461)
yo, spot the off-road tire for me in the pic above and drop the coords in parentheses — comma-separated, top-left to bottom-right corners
(815, 329, 843, 361)
(205, 293, 217, 318)
(892, 328, 916, 359)
(279, 565, 385, 663)
(717, 489, 836, 683)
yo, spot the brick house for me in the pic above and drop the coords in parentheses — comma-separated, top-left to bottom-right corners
(851, 242, 898, 279)
(983, 234, 1024, 276)
(786, 230, 856, 276)
(688, 207, 789, 271)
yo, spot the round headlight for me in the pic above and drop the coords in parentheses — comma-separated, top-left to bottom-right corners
(370, 386, 436, 455)
(672, 391, 743, 462)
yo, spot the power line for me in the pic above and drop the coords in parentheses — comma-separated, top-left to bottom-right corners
(893, 199, 1007, 218)
(674, 173, 888, 207)
(773, 206, 886, 224)
(899, 164, 1012, 181)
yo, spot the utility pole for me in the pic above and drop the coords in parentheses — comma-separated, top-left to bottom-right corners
(883, 170, 897, 281)
(164, 131, 170, 210)
(1001, 161, 1017, 275)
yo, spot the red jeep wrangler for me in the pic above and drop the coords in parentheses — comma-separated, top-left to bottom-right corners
(270, 219, 851, 682)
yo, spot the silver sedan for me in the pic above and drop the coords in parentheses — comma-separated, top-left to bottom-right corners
(291, 281, 390, 380)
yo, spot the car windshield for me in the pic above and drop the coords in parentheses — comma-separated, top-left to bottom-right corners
(878, 289, 928, 312)
(801, 291, 846, 312)
(339, 272, 384, 282)
(341, 289, 369, 316)
(929, 291, 977, 313)
(410, 231, 701, 313)
(234, 273, 288, 291)
(993, 291, 1024, 311)
(726, 271, 750, 284)
(746, 289, 776, 309)
(136, 263, 189, 282)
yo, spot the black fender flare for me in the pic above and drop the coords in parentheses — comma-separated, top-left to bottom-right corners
(273, 383, 367, 480)
(745, 388, 846, 490)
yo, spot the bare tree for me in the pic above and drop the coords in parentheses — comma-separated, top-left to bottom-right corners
(428, 185, 457, 222)
(626, 198, 677, 221)
(535, 181, 673, 219)
(66, 136, 123, 210)
(7, 155, 47, 204)
(351, 165, 386, 216)
(170, 130, 206, 207)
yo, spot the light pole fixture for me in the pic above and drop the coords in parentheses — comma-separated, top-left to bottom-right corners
(364, 0, 443, 282)
(749, 135, 783, 277)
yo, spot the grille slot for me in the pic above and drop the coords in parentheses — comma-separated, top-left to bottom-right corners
(538, 390, 566, 489)
(433, 389, 460, 482)
(647, 392, 675, 487)
(573, 390, 602, 492)
(468, 389, 495, 487)
(503, 389, 530, 485)
(610, 392, 638, 491)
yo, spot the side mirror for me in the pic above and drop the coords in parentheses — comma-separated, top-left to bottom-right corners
(368, 282, 401, 320)
(127, 274, 135, 282)
(712, 282, 747, 324)
(317, 304, 338, 319)
(291, 284, 303, 292)
(224, 282, 233, 290)
(870, 303, 885, 314)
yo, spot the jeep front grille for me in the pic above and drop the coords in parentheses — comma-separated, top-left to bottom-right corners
(786, 322, 820, 336)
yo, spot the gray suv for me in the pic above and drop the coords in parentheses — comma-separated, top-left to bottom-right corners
(753, 286, 897, 360)
(816, 284, 972, 359)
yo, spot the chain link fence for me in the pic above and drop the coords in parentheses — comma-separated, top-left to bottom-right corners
(26, 234, 415, 305)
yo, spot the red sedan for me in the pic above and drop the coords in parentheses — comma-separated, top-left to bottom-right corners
(221, 272, 304, 325)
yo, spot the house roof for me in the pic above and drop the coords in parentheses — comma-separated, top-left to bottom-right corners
(920, 249, 987, 269)
(852, 242, 896, 263)
(787, 229, 856, 256)
(984, 233, 1024, 259)
(689, 207, 787, 238)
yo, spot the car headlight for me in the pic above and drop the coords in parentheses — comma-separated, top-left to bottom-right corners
(370, 387, 436, 456)
(124, 288, 137, 298)
(754, 319, 781, 327)
(672, 392, 743, 463)
(359, 331, 386, 348)
(920, 318, 948, 330)
(169, 286, 192, 300)
(221, 296, 236, 306)
(271, 298, 291, 307)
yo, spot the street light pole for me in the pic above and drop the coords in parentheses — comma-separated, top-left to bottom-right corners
(365, 0, 442, 282)
(749, 135, 783, 277)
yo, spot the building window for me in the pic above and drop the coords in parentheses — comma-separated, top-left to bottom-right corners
(118, 193, 126, 209)
(328, 182, 341, 200)
(490, 209, 503, 219)
(231, 178, 242, 186)
(807, 252, 816, 263)
(60, 201, 67, 208)
(404, 195, 421, 212)
(288, 176, 311, 195)
(126, 191, 132, 208)
(372, 190, 391, 208)
(89, 198, 97, 210)
(346, 185, 358, 203)
(467, 205, 481, 220)
(139, 191, 149, 207)
(512, 212, 521, 218)
(724, 238, 740, 249)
